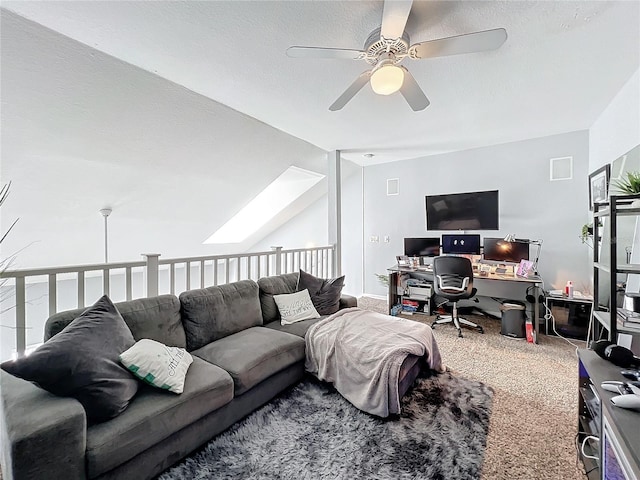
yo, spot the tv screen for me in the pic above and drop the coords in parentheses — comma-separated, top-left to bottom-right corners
(483, 237, 530, 263)
(426, 190, 499, 231)
(404, 237, 441, 257)
(441, 234, 481, 255)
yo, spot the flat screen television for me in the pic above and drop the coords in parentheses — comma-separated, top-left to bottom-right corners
(483, 237, 530, 263)
(426, 190, 499, 231)
(441, 234, 481, 255)
(404, 237, 441, 257)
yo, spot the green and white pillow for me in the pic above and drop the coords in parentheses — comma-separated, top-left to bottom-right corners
(273, 289, 320, 325)
(119, 339, 193, 394)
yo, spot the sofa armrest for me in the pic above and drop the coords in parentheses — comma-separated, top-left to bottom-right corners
(1, 370, 87, 480)
(339, 294, 358, 309)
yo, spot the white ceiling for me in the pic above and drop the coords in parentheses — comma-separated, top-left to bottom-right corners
(3, 0, 639, 165)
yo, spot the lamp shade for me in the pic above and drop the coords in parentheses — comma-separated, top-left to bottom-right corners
(370, 64, 404, 95)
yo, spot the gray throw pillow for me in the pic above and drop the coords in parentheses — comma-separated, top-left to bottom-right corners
(0, 295, 139, 423)
(297, 269, 345, 315)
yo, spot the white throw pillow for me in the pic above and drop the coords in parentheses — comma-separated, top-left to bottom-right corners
(274, 289, 321, 325)
(119, 339, 193, 394)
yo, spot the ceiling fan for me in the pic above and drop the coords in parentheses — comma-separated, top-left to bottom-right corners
(286, 0, 507, 111)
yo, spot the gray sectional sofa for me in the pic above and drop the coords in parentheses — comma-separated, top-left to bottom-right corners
(0, 272, 357, 480)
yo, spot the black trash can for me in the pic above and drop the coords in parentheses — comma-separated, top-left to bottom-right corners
(500, 302, 526, 338)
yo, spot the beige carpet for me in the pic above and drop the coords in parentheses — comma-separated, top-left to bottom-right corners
(358, 296, 586, 480)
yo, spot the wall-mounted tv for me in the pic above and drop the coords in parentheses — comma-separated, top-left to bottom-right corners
(426, 190, 499, 231)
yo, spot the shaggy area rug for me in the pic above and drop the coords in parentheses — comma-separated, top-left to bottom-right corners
(159, 373, 493, 480)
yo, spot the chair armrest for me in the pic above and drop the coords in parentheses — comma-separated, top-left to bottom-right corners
(1, 370, 87, 480)
(339, 294, 358, 309)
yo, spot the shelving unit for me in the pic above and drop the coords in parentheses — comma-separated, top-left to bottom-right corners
(577, 350, 640, 479)
(388, 269, 433, 316)
(592, 194, 640, 341)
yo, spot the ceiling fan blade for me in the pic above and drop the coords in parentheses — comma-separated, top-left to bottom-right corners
(409, 28, 507, 59)
(380, 0, 413, 39)
(286, 46, 365, 60)
(399, 67, 429, 111)
(329, 71, 372, 111)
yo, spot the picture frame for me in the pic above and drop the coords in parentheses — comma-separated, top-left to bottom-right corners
(588, 164, 610, 211)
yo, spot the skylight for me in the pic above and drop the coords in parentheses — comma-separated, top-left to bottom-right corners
(203, 166, 325, 244)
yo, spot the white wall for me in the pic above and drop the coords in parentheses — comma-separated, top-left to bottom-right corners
(589, 68, 640, 170)
(0, 11, 329, 269)
(361, 131, 591, 296)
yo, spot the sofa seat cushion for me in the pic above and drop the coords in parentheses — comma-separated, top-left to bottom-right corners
(85, 357, 233, 478)
(192, 327, 305, 395)
(263, 317, 322, 338)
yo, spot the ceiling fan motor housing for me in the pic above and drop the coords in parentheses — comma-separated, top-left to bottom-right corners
(364, 27, 410, 65)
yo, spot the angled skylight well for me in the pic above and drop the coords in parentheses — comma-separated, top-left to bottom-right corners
(204, 166, 325, 244)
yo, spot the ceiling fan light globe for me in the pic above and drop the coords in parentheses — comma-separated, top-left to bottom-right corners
(370, 64, 404, 95)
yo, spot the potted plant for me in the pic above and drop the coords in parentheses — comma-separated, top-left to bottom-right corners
(580, 223, 593, 244)
(611, 171, 640, 195)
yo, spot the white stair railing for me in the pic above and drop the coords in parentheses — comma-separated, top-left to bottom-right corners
(0, 245, 335, 359)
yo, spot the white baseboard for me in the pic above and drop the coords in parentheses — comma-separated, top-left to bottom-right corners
(360, 293, 388, 301)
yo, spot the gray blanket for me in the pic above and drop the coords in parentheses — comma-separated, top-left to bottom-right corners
(305, 307, 444, 417)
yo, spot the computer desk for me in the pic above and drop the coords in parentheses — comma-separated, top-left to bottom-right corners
(387, 265, 544, 343)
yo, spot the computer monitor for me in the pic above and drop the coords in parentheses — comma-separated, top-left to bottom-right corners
(403, 237, 441, 257)
(483, 237, 530, 263)
(441, 234, 481, 255)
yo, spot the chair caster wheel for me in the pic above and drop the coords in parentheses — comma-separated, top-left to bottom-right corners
(457, 331, 463, 338)
(478, 327, 484, 334)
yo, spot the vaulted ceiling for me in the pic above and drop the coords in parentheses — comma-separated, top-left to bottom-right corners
(1, 1, 639, 269)
(3, 0, 639, 165)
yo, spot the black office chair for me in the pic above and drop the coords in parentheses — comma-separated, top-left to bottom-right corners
(431, 256, 484, 338)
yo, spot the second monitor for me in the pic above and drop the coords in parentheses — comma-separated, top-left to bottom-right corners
(441, 234, 481, 255)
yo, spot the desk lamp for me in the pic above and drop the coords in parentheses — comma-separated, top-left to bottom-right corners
(503, 234, 543, 276)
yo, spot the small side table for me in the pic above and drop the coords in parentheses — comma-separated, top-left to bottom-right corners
(544, 295, 593, 340)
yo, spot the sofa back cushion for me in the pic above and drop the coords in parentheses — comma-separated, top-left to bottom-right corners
(257, 272, 299, 323)
(179, 280, 262, 351)
(45, 295, 186, 348)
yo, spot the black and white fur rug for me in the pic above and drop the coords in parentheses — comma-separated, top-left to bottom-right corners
(158, 372, 493, 480)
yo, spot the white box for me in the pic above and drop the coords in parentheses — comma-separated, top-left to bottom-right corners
(408, 285, 431, 301)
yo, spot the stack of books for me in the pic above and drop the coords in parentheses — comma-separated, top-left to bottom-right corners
(616, 308, 640, 331)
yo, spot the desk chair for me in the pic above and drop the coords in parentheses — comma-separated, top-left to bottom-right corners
(431, 256, 484, 338)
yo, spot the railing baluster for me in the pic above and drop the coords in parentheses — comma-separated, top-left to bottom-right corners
(15, 277, 26, 357)
(103, 268, 110, 296)
(225, 259, 230, 284)
(170, 263, 176, 294)
(185, 262, 191, 290)
(213, 260, 218, 286)
(48, 273, 57, 317)
(248, 256, 252, 280)
(77, 271, 85, 308)
(237, 257, 241, 281)
(200, 260, 205, 288)
(126, 267, 133, 300)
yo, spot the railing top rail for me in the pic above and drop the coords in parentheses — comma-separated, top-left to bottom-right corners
(0, 245, 335, 278)
(1, 260, 147, 278)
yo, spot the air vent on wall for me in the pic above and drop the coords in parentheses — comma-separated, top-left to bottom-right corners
(549, 156, 573, 181)
(387, 178, 399, 195)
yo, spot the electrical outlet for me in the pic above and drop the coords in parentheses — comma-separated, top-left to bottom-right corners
(369, 235, 379, 243)
(384, 236, 390, 243)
